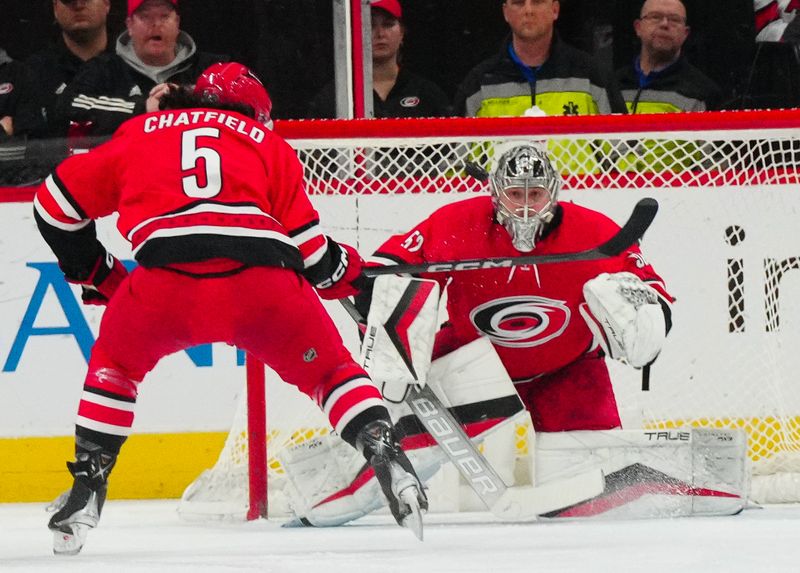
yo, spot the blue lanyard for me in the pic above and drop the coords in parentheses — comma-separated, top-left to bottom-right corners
(508, 42, 540, 86)
(634, 55, 677, 89)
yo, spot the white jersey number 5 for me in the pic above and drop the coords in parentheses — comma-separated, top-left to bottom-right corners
(181, 127, 222, 198)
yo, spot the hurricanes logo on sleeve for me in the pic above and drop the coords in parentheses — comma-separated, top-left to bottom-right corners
(627, 252, 648, 268)
(469, 296, 571, 348)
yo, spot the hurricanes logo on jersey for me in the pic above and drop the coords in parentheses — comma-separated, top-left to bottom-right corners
(628, 252, 648, 268)
(469, 296, 571, 348)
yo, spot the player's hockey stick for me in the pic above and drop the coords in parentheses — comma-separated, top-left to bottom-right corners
(340, 298, 605, 519)
(405, 384, 605, 519)
(363, 197, 658, 277)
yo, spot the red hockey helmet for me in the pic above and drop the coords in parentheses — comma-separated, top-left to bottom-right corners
(194, 62, 273, 128)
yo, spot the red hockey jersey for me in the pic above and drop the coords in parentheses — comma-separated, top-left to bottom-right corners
(34, 109, 327, 270)
(370, 197, 672, 383)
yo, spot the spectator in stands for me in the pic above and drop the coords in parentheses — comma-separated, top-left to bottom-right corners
(754, 0, 800, 42)
(0, 47, 28, 139)
(15, 0, 111, 139)
(307, 0, 451, 118)
(453, 0, 626, 118)
(61, 0, 226, 137)
(616, 0, 721, 113)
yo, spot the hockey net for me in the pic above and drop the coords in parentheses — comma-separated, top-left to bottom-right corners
(178, 111, 800, 520)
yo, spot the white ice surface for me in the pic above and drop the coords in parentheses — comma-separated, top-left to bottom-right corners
(1, 500, 798, 572)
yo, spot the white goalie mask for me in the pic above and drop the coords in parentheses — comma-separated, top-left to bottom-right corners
(490, 144, 561, 252)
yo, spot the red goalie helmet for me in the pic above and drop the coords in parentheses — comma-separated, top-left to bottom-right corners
(194, 62, 273, 128)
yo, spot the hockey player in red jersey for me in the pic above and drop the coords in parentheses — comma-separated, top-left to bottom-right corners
(275, 143, 675, 527)
(357, 143, 674, 432)
(35, 62, 426, 554)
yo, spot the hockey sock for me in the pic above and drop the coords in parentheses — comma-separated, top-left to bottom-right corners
(76, 368, 138, 453)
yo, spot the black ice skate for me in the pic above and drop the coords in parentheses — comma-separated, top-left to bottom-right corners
(48, 449, 116, 555)
(356, 419, 428, 540)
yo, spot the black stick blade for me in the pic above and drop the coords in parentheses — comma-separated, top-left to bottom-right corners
(463, 161, 490, 183)
(596, 198, 659, 257)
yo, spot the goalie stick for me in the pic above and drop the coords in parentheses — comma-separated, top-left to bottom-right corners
(363, 197, 659, 277)
(340, 298, 606, 519)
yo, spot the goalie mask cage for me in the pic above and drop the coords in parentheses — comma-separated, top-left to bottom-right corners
(178, 110, 800, 521)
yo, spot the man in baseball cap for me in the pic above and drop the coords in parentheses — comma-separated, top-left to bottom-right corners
(127, 0, 178, 17)
(61, 0, 226, 136)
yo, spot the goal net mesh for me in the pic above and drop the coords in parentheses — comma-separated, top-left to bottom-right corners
(178, 112, 800, 519)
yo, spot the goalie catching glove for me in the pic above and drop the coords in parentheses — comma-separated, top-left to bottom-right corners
(580, 272, 667, 368)
(63, 249, 128, 306)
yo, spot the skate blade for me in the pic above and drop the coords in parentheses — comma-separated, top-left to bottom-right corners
(399, 487, 424, 541)
(52, 523, 89, 556)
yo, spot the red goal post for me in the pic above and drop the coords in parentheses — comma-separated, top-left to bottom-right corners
(178, 110, 800, 521)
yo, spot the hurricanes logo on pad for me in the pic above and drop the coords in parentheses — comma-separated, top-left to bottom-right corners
(469, 296, 571, 348)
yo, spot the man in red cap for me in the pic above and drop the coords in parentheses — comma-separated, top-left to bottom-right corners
(61, 0, 227, 137)
(126, 0, 181, 67)
(128, 0, 176, 15)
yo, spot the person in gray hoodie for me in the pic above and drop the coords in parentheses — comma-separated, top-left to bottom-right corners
(61, 0, 226, 137)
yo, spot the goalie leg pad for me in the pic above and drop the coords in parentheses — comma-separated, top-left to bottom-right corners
(278, 432, 444, 527)
(534, 428, 749, 519)
(389, 337, 528, 487)
(278, 433, 381, 527)
(281, 338, 529, 525)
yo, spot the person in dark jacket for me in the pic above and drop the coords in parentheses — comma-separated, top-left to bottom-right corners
(307, 0, 451, 119)
(0, 47, 28, 139)
(62, 0, 227, 137)
(16, 0, 112, 139)
(615, 0, 721, 113)
(453, 0, 627, 118)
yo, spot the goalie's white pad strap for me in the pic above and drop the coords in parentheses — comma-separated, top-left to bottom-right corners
(534, 428, 749, 518)
(581, 272, 666, 368)
(359, 275, 440, 402)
